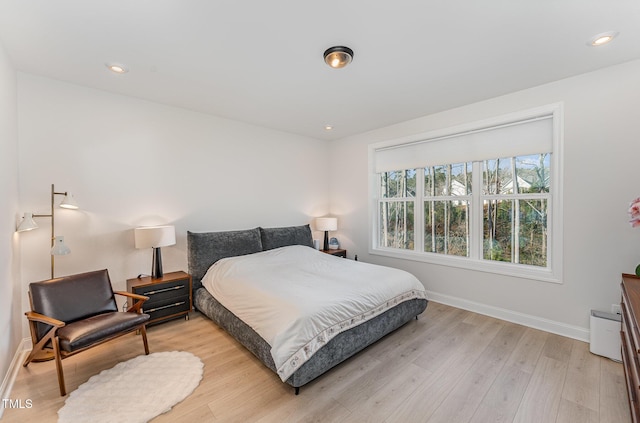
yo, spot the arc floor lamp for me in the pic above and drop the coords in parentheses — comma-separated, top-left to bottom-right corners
(16, 184, 79, 279)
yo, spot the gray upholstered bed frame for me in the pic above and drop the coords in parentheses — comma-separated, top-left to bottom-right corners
(187, 225, 428, 394)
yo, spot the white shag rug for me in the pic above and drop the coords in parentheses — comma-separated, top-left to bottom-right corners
(58, 351, 204, 423)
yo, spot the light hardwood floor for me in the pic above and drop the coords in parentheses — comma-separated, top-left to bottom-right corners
(2, 302, 631, 422)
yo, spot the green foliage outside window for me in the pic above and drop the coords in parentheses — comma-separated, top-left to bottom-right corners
(424, 162, 471, 257)
(378, 153, 550, 268)
(483, 154, 549, 267)
(379, 170, 415, 249)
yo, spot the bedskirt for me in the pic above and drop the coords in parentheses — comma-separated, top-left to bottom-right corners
(194, 286, 428, 388)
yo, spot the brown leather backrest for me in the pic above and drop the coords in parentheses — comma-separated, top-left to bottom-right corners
(29, 269, 118, 339)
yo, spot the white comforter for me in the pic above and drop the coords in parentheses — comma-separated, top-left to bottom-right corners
(201, 245, 427, 381)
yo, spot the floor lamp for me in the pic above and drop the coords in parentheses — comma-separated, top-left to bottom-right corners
(16, 184, 79, 279)
(16, 184, 78, 362)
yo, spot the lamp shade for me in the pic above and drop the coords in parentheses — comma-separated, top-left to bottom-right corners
(51, 236, 71, 255)
(134, 225, 176, 249)
(59, 193, 79, 209)
(315, 217, 337, 232)
(17, 212, 38, 232)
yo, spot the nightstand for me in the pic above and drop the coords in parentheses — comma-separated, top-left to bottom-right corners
(126, 271, 192, 326)
(321, 249, 347, 258)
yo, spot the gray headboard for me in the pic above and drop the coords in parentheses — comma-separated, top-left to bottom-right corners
(187, 224, 313, 290)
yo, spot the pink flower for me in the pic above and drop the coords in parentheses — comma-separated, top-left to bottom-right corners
(629, 198, 640, 227)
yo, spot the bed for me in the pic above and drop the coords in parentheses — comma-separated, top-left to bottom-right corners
(187, 224, 428, 393)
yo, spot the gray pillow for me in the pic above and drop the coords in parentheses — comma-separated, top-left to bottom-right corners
(187, 228, 263, 288)
(259, 224, 314, 251)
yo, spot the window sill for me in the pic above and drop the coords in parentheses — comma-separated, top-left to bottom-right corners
(369, 247, 561, 284)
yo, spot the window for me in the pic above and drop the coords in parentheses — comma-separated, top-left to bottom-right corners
(370, 105, 563, 282)
(482, 154, 550, 267)
(379, 170, 416, 250)
(423, 162, 471, 257)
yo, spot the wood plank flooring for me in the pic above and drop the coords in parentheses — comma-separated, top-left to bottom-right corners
(1, 302, 630, 422)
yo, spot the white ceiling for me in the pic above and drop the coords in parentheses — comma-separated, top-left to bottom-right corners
(1, 1, 639, 141)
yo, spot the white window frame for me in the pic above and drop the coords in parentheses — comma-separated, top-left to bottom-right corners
(368, 103, 564, 283)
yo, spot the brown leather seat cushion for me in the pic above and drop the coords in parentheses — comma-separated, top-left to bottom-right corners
(57, 312, 150, 352)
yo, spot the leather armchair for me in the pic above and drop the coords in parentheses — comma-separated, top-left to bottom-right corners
(22, 269, 151, 396)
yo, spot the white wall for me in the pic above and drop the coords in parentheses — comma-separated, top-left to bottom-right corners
(0, 40, 21, 391)
(329, 59, 640, 338)
(17, 73, 330, 314)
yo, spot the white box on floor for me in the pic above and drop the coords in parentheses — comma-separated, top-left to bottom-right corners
(589, 310, 621, 361)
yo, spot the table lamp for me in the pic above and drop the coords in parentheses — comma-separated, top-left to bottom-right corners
(134, 225, 176, 279)
(315, 217, 338, 251)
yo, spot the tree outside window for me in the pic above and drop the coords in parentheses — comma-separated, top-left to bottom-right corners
(377, 153, 550, 268)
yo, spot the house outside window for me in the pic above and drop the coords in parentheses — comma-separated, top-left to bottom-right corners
(370, 104, 563, 283)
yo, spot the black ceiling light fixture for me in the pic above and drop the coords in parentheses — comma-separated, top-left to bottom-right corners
(323, 46, 354, 69)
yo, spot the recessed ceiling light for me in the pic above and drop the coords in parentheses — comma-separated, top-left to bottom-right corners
(324, 125, 333, 131)
(106, 63, 129, 74)
(588, 32, 619, 47)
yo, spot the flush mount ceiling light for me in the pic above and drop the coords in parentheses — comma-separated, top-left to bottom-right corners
(588, 31, 619, 46)
(106, 63, 129, 74)
(323, 46, 354, 69)
(324, 125, 333, 131)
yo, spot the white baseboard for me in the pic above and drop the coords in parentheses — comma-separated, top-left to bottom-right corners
(0, 338, 31, 419)
(426, 290, 590, 343)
